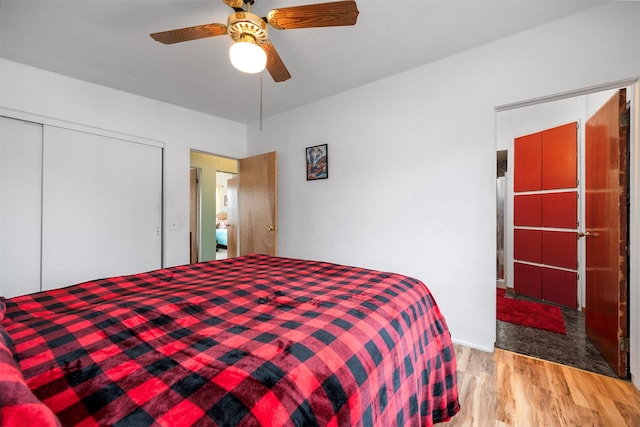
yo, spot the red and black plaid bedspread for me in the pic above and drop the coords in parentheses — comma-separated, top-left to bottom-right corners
(2, 254, 459, 426)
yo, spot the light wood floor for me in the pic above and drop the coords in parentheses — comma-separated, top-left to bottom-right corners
(435, 345, 640, 427)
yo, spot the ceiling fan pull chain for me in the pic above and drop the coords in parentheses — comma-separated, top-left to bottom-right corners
(260, 71, 263, 131)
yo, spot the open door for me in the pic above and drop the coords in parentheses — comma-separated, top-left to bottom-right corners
(238, 152, 278, 256)
(584, 89, 629, 378)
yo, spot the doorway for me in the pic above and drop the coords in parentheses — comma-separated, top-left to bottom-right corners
(189, 151, 238, 262)
(496, 85, 634, 378)
(188, 150, 278, 262)
(215, 171, 237, 260)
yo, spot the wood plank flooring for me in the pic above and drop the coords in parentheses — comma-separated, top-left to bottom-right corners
(435, 345, 640, 427)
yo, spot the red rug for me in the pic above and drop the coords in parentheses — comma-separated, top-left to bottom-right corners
(497, 288, 566, 334)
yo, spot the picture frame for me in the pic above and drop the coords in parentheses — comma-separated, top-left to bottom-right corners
(306, 144, 328, 181)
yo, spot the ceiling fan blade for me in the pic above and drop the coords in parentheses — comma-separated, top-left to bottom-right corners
(266, 0, 359, 30)
(262, 41, 291, 82)
(150, 23, 227, 44)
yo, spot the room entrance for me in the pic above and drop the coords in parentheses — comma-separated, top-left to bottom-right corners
(189, 151, 238, 263)
(189, 150, 278, 262)
(214, 170, 237, 260)
(496, 86, 633, 379)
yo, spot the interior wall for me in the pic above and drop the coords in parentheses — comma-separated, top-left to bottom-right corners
(0, 58, 247, 268)
(246, 1, 640, 360)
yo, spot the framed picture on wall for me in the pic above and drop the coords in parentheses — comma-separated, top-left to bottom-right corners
(306, 144, 328, 180)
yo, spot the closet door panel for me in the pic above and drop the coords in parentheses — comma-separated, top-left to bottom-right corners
(514, 229, 542, 264)
(0, 117, 43, 297)
(514, 132, 542, 192)
(514, 262, 542, 299)
(42, 126, 162, 290)
(542, 191, 577, 229)
(514, 194, 542, 227)
(542, 122, 577, 190)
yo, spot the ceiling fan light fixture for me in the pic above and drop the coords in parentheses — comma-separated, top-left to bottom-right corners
(229, 37, 267, 74)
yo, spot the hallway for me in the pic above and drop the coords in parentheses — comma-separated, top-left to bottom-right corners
(495, 292, 618, 378)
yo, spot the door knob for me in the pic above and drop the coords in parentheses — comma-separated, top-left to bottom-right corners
(577, 231, 598, 238)
(267, 225, 278, 231)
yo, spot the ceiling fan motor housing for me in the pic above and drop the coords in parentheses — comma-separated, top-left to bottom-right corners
(227, 12, 268, 45)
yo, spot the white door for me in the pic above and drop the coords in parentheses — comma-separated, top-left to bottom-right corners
(41, 126, 162, 290)
(0, 117, 43, 297)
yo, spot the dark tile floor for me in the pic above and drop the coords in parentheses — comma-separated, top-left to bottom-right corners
(495, 290, 618, 378)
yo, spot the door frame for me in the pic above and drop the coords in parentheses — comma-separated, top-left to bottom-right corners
(189, 167, 201, 263)
(496, 78, 639, 388)
(189, 150, 239, 261)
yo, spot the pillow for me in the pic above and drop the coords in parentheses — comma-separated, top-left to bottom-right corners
(0, 325, 62, 427)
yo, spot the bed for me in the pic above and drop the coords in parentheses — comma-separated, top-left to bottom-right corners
(216, 228, 228, 248)
(217, 212, 228, 248)
(0, 254, 459, 426)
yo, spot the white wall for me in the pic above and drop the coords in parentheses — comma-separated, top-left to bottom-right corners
(246, 0, 640, 370)
(0, 59, 247, 268)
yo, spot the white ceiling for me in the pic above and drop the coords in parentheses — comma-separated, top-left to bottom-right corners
(1, 0, 605, 124)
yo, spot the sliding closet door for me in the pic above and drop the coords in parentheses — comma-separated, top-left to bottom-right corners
(42, 126, 162, 290)
(0, 117, 43, 297)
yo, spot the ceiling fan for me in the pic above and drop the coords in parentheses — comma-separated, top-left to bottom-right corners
(150, 0, 359, 82)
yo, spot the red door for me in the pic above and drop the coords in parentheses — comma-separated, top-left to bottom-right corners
(513, 122, 578, 307)
(584, 89, 629, 378)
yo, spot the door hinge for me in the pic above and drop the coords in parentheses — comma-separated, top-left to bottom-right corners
(620, 337, 630, 352)
(620, 112, 630, 127)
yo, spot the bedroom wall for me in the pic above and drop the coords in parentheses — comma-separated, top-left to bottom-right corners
(246, 0, 640, 374)
(0, 59, 247, 268)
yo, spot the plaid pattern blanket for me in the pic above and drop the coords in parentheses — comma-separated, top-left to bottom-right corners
(0, 298, 61, 426)
(2, 254, 459, 426)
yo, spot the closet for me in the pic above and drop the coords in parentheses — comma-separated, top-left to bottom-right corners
(0, 116, 163, 298)
(512, 122, 578, 307)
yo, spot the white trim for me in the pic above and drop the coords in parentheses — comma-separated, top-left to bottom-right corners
(0, 107, 165, 149)
(452, 338, 494, 353)
(629, 81, 640, 390)
(513, 260, 578, 274)
(496, 77, 640, 112)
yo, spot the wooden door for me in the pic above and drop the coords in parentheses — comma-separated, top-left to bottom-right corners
(238, 152, 277, 256)
(585, 89, 629, 378)
(227, 178, 238, 258)
(513, 122, 578, 307)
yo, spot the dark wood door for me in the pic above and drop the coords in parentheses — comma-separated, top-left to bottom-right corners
(238, 152, 278, 256)
(585, 89, 629, 378)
